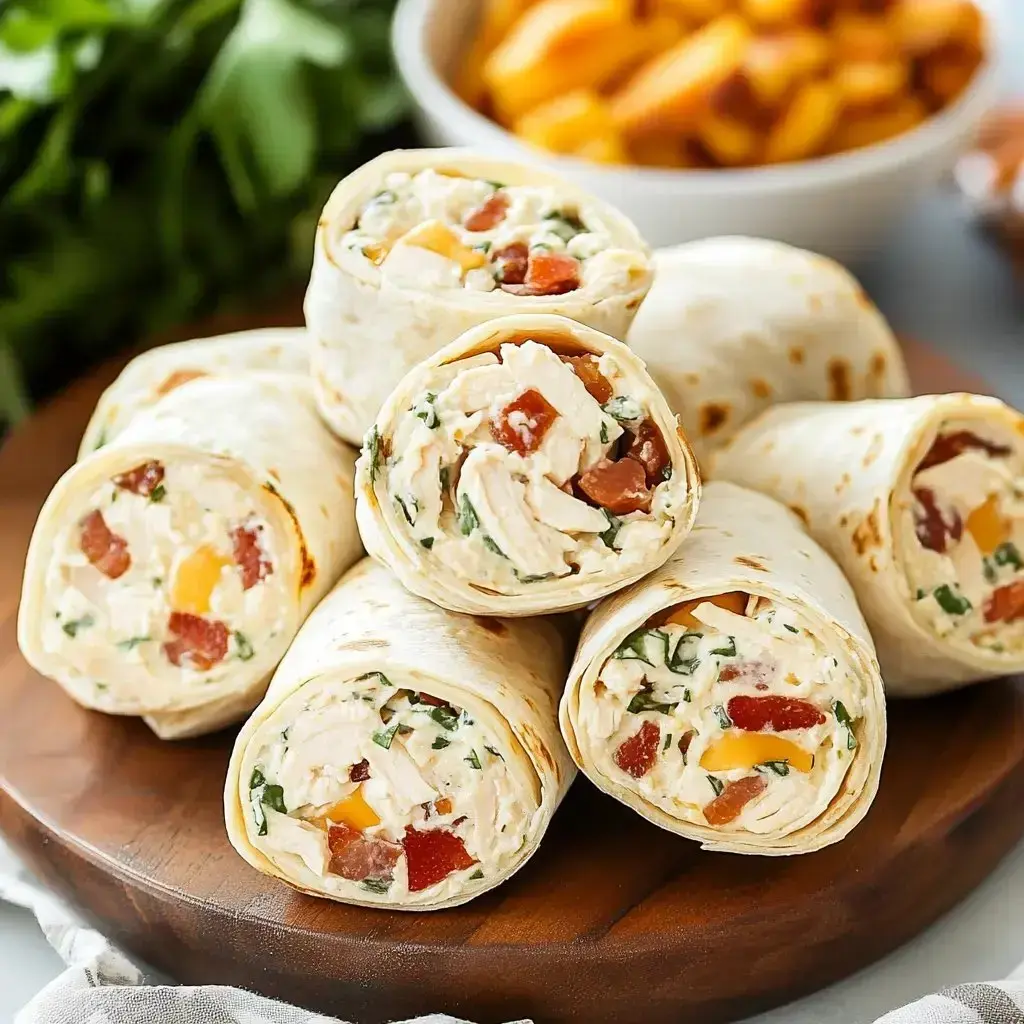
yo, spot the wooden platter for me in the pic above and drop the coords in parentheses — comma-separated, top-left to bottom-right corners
(1, 327, 1023, 1024)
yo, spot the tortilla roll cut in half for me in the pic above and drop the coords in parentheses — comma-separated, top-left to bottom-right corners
(355, 313, 701, 617)
(713, 395, 1024, 696)
(304, 148, 653, 444)
(225, 559, 574, 909)
(560, 482, 885, 855)
(79, 327, 310, 456)
(626, 237, 910, 466)
(19, 373, 362, 739)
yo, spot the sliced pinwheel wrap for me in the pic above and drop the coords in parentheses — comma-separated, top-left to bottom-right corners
(626, 237, 910, 467)
(354, 313, 700, 616)
(19, 373, 362, 739)
(225, 559, 574, 910)
(712, 394, 1024, 695)
(304, 148, 653, 444)
(560, 482, 885, 855)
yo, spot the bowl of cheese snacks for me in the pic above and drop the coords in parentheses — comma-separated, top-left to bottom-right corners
(393, 0, 1004, 255)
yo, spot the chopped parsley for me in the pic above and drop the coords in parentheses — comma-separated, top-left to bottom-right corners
(432, 735, 451, 750)
(627, 690, 678, 715)
(248, 767, 287, 837)
(395, 494, 418, 525)
(62, 614, 95, 638)
(599, 509, 622, 549)
(482, 535, 506, 558)
(710, 637, 737, 657)
(933, 584, 972, 616)
(994, 542, 1023, 571)
(484, 745, 504, 759)
(602, 396, 644, 423)
(431, 705, 460, 731)
(234, 631, 254, 661)
(667, 633, 701, 676)
(599, 421, 610, 444)
(116, 635, 149, 651)
(833, 699, 858, 750)
(661, 465, 673, 482)
(663, 733, 672, 751)
(361, 877, 393, 894)
(355, 672, 393, 688)
(148, 484, 167, 503)
(458, 493, 480, 536)
(414, 392, 440, 429)
(513, 570, 558, 583)
(713, 704, 733, 729)
(707, 775, 725, 797)
(420, 537, 435, 550)
(470, 868, 485, 880)
(465, 749, 482, 770)
(612, 628, 668, 666)
(372, 723, 400, 749)
(783, 624, 799, 634)
(543, 210, 586, 242)
(757, 760, 790, 776)
(366, 426, 382, 483)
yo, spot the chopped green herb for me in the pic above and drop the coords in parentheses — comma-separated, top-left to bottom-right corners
(933, 584, 972, 616)
(663, 733, 672, 752)
(62, 614, 94, 638)
(667, 633, 701, 676)
(432, 735, 451, 750)
(915, 588, 927, 600)
(783, 624, 799, 634)
(439, 465, 451, 493)
(487, 180, 506, 190)
(248, 768, 286, 837)
(599, 509, 622, 549)
(234, 631, 254, 661)
(983, 558, 998, 584)
(458, 493, 480, 536)
(420, 537, 435, 550)
(465, 749, 482, 770)
(395, 494, 417, 525)
(148, 484, 166, 503)
(474, 240, 492, 254)
(713, 704, 733, 729)
(355, 672, 393, 688)
(372, 723, 400, 750)
(370, 189, 396, 206)
(482, 535, 506, 558)
(361, 877, 393, 894)
(711, 637, 737, 657)
(833, 699, 858, 751)
(612, 628, 668, 666)
(627, 690, 678, 715)
(366, 426, 382, 483)
(513, 570, 558, 583)
(661, 465, 673, 482)
(470, 868, 485, 880)
(94, 429, 108, 451)
(152, 577, 163, 588)
(414, 392, 440, 429)
(757, 760, 791, 776)
(707, 775, 725, 797)
(994, 542, 1023, 571)
(602, 396, 644, 423)
(600, 421, 610, 444)
(484, 745, 504, 759)
(431, 705, 460, 731)
(116, 635, 150, 651)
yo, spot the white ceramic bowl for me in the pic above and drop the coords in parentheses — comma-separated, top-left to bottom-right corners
(392, 0, 1005, 258)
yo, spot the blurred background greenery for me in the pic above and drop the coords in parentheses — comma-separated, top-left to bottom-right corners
(0, 0, 411, 426)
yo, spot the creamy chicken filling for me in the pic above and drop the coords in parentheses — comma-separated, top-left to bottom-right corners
(338, 168, 643, 297)
(40, 458, 289, 701)
(244, 673, 536, 900)
(580, 592, 864, 835)
(370, 338, 683, 592)
(903, 420, 1024, 653)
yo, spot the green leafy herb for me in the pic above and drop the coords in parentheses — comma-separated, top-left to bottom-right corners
(248, 767, 287, 837)
(360, 877, 392, 894)
(420, 537, 435, 550)
(599, 509, 621, 549)
(933, 584, 972, 616)
(432, 735, 451, 750)
(414, 392, 440, 429)
(543, 210, 586, 242)
(713, 704, 732, 729)
(394, 494, 417, 525)
(612, 628, 668, 666)
(148, 483, 166, 503)
(661, 465, 673, 482)
(473, 240, 492, 254)
(234, 631, 254, 661)
(372, 723, 400, 749)
(116, 635, 150, 651)
(707, 775, 725, 797)
(62, 614, 94, 638)
(983, 558, 998, 584)
(757, 760, 791, 776)
(710, 637, 737, 657)
(626, 690, 678, 715)
(367, 427, 382, 483)
(513, 570, 557, 583)
(599, 421, 609, 444)
(470, 868, 485, 880)
(994, 542, 1023, 571)
(783, 624, 799, 634)
(464, 749, 482, 770)
(152, 577, 163, 588)
(663, 733, 672, 751)
(458, 493, 479, 536)
(431, 705, 459, 731)
(355, 671, 393, 687)
(915, 588, 927, 600)
(482, 535, 506, 558)
(484, 745, 503, 759)
(667, 633, 701, 676)
(602, 396, 644, 423)
(833, 699, 858, 750)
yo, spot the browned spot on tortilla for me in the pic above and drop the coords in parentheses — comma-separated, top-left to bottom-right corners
(735, 555, 767, 572)
(854, 287, 873, 310)
(851, 426, 865, 436)
(626, 296, 642, 311)
(835, 472, 852, 494)
(828, 358, 852, 401)
(788, 346, 805, 366)
(474, 616, 508, 637)
(808, 294, 824, 312)
(851, 500, 883, 555)
(264, 482, 316, 590)
(869, 555, 880, 573)
(156, 369, 207, 397)
(520, 722, 555, 773)
(684, 373, 701, 386)
(268, 468, 281, 482)
(344, 639, 389, 651)
(862, 433, 885, 468)
(750, 378, 772, 399)
(452, 329, 588, 363)
(869, 351, 887, 384)
(789, 504, 810, 527)
(699, 402, 729, 436)
(839, 513, 850, 528)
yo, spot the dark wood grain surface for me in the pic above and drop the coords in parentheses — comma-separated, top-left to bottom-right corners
(1, 329, 1022, 1024)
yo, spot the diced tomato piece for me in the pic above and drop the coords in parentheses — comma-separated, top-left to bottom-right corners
(726, 695, 826, 732)
(463, 192, 509, 232)
(913, 487, 963, 554)
(417, 692, 446, 707)
(113, 460, 165, 497)
(984, 581, 1024, 624)
(560, 354, 613, 405)
(349, 759, 371, 783)
(577, 458, 652, 515)
(491, 388, 560, 455)
(678, 730, 695, 762)
(402, 826, 477, 892)
(718, 660, 776, 687)
(491, 242, 529, 286)
(163, 611, 229, 671)
(327, 823, 402, 883)
(503, 252, 581, 296)
(703, 775, 767, 826)
(917, 430, 1011, 472)
(626, 420, 671, 485)
(79, 510, 131, 579)
(232, 524, 273, 591)
(614, 720, 661, 779)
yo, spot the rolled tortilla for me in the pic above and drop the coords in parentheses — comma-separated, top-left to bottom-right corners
(712, 394, 1024, 696)
(626, 237, 910, 466)
(225, 558, 574, 910)
(79, 327, 310, 457)
(19, 373, 362, 739)
(355, 313, 701, 616)
(560, 481, 884, 856)
(304, 147, 653, 444)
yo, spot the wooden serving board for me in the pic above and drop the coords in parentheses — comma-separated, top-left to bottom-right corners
(1, 326, 1023, 1024)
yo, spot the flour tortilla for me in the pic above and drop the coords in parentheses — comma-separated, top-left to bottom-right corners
(224, 558, 575, 909)
(19, 373, 362, 739)
(626, 237, 910, 468)
(560, 481, 885, 855)
(304, 148, 653, 444)
(355, 313, 701, 616)
(78, 328, 310, 457)
(712, 394, 1024, 695)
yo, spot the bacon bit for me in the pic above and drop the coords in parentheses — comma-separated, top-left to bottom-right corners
(162, 611, 229, 671)
(434, 797, 453, 816)
(913, 487, 963, 554)
(402, 826, 477, 892)
(678, 730, 695, 761)
(327, 823, 401, 883)
(984, 581, 1024, 624)
(232, 524, 273, 591)
(726, 695, 826, 732)
(491, 388, 560, 455)
(560, 354, 613, 405)
(503, 252, 582, 296)
(491, 242, 529, 286)
(578, 458, 652, 515)
(113, 460, 165, 497)
(463, 192, 509, 232)
(417, 692, 446, 707)
(79, 510, 131, 579)
(349, 759, 371, 783)
(917, 430, 1011, 472)
(626, 420, 671, 485)
(703, 775, 768, 826)
(614, 720, 661, 779)
(718, 661, 775, 687)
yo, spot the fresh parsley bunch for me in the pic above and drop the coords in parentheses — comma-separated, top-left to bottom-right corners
(0, 0, 409, 423)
